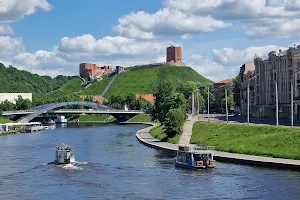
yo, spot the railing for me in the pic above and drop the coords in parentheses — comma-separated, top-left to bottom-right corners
(179, 145, 215, 152)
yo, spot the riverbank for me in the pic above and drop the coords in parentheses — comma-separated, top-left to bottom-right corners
(191, 121, 300, 160)
(135, 120, 300, 170)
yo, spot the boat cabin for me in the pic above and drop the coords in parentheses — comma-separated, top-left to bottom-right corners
(55, 144, 75, 165)
(175, 145, 215, 169)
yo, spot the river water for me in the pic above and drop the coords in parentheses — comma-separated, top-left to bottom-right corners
(1, 124, 300, 200)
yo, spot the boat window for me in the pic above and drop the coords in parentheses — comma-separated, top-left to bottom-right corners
(193, 154, 202, 161)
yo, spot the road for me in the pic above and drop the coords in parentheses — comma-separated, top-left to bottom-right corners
(198, 114, 300, 127)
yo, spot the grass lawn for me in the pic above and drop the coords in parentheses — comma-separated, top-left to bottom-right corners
(191, 121, 300, 160)
(78, 115, 111, 122)
(45, 77, 112, 98)
(0, 118, 12, 123)
(128, 114, 152, 122)
(104, 66, 212, 98)
(150, 125, 180, 144)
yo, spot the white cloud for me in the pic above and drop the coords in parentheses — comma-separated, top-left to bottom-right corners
(186, 54, 237, 81)
(165, 0, 300, 19)
(0, 0, 53, 23)
(0, 24, 13, 34)
(244, 19, 300, 38)
(0, 36, 24, 55)
(164, 0, 300, 38)
(114, 8, 231, 39)
(212, 45, 286, 66)
(56, 34, 175, 61)
(0, 0, 52, 36)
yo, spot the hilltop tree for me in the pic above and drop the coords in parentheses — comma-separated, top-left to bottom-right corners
(15, 95, 32, 110)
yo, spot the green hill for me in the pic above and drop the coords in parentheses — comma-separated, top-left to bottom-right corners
(0, 63, 73, 98)
(45, 65, 212, 98)
(104, 66, 211, 97)
(45, 77, 113, 98)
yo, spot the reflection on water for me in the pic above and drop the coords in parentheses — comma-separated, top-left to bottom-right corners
(0, 124, 300, 199)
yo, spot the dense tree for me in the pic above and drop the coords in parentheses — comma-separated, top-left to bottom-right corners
(15, 95, 32, 110)
(105, 93, 125, 109)
(151, 80, 173, 123)
(0, 63, 72, 98)
(221, 85, 235, 113)
(0, 100, 15, 111)
(198, 84, 215, 113)
(176, 82, 196, 100)
(164, 107, 187, 137)
(233, 76, 241, 107)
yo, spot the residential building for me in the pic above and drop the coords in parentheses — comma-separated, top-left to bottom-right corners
(242, 46, 300, 120)
(214, 79, 234, 101)
(239, 62, 255, 116)
(0, 93, 32, 104)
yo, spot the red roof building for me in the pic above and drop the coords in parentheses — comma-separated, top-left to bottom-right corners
(136, 94, 156, 103)
(214, 79, 234, 89)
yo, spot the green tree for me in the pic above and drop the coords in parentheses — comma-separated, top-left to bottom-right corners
(164, 107, 187, 137)
(84, 95, 94, 102)
(15, 95, 32, 110)
(107, 93, 125, 109)
(0, 100, 15, 111)
(221, 85, 235, 113)
(233, 76, 241, 106)
(151, 80, 173, 123)
(176, 82, 196, 100)
(125, 93, 139, 110)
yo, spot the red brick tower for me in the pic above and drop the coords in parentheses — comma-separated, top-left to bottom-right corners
(166, 46, 183, 63)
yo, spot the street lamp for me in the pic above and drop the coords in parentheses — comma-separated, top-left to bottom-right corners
(225, 87, 228, 123)
(247, 76, 257, 124)
(291, 71, 300, 127)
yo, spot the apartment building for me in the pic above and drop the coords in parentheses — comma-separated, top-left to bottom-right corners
(241, 46, 300, 120)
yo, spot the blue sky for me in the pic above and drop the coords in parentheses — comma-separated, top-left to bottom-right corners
(1, 0, 300, 81)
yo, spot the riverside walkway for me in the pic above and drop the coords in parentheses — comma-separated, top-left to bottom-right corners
(136, 120, 300, 170)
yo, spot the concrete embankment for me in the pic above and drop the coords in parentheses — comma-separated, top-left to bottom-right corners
(135, 122, 300, 170)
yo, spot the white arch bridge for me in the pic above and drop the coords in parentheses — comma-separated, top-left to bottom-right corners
(2, 102, 143, 123)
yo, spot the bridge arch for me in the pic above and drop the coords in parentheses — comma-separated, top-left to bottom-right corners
(17, 101, 111, 123)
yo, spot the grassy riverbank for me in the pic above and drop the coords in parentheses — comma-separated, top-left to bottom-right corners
(191, 121, 300, 160)
(150, 125, 180, 144)
(0, 118, 12, 123)
(128, 114, 152, 122)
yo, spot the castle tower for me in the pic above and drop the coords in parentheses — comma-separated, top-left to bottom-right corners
(166, 46, 183, 63)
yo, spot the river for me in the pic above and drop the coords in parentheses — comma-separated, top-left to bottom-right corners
(0, 124, 300, 200)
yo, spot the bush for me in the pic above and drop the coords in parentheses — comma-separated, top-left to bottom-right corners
(164, 107, 186, 137)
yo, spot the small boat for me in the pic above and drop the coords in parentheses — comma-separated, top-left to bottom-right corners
(175, 145, 215, 169)
(55, 144, 75, 165)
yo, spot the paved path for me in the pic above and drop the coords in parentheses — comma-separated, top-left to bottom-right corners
(136, 122, 300, 170)
(101, 74, 118, 97)
(179, 115, 196, 145)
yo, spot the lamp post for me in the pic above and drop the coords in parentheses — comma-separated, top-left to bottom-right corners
(247, 76, 257, 124)
(276, 82, 279, 126)
(207, 86, 210, 122)
(291, 71, 300, 127)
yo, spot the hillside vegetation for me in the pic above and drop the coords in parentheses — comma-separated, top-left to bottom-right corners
(40, 65, 212, 99)
(0, 63, 72, 98)
(105, 66, 211, 97)
(46, 77, 113, 98)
